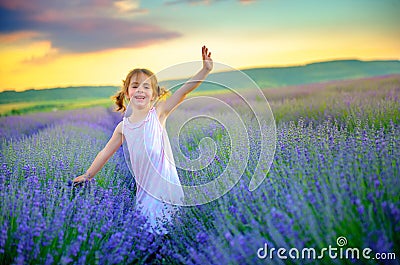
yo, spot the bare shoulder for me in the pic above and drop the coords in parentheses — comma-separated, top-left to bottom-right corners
(114, 120, 123, 134)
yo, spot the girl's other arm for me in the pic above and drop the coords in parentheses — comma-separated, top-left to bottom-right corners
(158, 46, 213, 118)
(72, 121, 123, 185)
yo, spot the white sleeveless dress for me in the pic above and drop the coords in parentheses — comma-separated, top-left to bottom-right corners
(122, 106, 184, 234)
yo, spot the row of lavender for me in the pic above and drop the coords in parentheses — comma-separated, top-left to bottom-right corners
(0, 107, 121, 142)
(1, 76, 400, 264)
(170, 118, 399, 264)
(0, 107, 163, 264)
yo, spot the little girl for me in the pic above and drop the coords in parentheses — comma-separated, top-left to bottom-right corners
(73, 46, 213, 234)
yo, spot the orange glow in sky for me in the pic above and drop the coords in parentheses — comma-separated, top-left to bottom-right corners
(0, 0, 399, 91)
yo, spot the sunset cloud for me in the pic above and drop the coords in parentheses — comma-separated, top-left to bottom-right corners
(0, 31, 39, 44)
(114, 0, 148, 13)
(0, 0, 180, 53)
(164, 0, 256, 5)
(239, 0, 256, 4)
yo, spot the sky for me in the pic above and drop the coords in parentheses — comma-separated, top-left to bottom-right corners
(0, 0, 399, 91)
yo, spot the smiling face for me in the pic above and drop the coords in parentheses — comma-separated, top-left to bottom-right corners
(126, 72, 156, 109)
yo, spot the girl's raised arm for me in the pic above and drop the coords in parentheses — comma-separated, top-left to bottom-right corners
(158, 45, 213, 119)
(72, 121, 123, 186)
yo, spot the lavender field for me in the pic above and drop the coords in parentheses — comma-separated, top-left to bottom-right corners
(1, 75, 399, 264)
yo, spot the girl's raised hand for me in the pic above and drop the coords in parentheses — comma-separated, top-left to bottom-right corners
(202, 45, 213, 72)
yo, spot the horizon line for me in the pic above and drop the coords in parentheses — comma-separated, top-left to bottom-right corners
(2, 57, 399, 93)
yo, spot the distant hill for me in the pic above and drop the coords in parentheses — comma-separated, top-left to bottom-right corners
(242, 59, 400, 88)
(0, 86, 119, 104)
(144, 59, 400, 92)
(1, 59, 400, 104)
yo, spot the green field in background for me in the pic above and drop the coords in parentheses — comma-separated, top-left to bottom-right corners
(0, 98, 113, 116)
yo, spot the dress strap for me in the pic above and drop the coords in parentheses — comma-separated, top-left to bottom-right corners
(122, 116, 126, 135)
